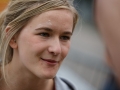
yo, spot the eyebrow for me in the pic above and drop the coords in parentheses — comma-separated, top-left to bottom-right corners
(35, 27, 72, 35)
(35, 27, 52, 32)
(63, 32, 72, 35)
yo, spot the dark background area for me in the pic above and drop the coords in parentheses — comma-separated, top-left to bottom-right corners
(74, 0, 94, 24)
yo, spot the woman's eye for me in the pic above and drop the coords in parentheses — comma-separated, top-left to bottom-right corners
(60, 36, 70, 41)
(39, 33, 50, 37)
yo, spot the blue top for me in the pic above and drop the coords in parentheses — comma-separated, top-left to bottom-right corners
(103, 74, 120, 90)
(54, 76, 76, 90)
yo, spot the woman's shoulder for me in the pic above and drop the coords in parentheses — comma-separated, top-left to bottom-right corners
(54, 76, 76, 90)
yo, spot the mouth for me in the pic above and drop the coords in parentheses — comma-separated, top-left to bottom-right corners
(41, 58, 58, 65)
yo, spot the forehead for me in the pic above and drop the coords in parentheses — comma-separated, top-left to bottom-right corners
(17, 9, 74, 37)
(24, 9, 74, 29)
(30, 9, 73, 21)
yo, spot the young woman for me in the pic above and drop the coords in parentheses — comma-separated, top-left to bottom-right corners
(0, 0, 78, 90)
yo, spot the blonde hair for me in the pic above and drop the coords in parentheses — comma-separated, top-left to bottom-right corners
(0, 0, 78, 81)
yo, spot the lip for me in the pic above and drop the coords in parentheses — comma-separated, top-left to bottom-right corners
(41, 58, 58, 65)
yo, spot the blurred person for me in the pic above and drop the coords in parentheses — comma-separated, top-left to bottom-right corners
(0, 0, 78, 90)
(94, 0, 120, 90)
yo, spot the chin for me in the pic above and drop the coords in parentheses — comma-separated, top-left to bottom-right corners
(38, 75, 55, 80)
(41, 71, 57, 79)
(43, 75, 55, 79)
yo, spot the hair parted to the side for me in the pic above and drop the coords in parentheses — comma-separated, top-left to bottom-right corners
(0, 0, 78, 82)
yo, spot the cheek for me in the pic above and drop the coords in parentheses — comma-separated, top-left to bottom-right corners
(62, 43, 70, 58)
(17, 35, 39, 56)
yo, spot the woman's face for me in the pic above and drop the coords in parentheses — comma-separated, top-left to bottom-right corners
(13, 9, 73, 79)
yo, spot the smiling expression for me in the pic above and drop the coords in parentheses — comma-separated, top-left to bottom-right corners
(11, 9, 74, 79)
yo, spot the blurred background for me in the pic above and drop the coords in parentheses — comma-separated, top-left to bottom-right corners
(58, 0, 111, 90)
(0, 0, 111, 90)
(0, 0, 9, 12)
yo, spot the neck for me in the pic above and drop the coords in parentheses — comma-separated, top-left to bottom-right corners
(0, 61, 54, 90)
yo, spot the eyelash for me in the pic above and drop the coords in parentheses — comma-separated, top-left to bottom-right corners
(39, 32, 50, 37)
(38, 32, 70, 41)
(60, 36, 70, 41)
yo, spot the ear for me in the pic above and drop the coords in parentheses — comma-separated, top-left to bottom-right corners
(5, 26, 18, 49)
(9, 37, 17, 49)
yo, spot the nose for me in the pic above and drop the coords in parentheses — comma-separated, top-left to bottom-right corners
(48, 38, 61, 56)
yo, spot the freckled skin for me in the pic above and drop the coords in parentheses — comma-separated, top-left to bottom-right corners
(10, 9, 74, 79)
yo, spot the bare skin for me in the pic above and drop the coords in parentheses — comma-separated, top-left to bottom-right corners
(0, 67, 54, 90)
